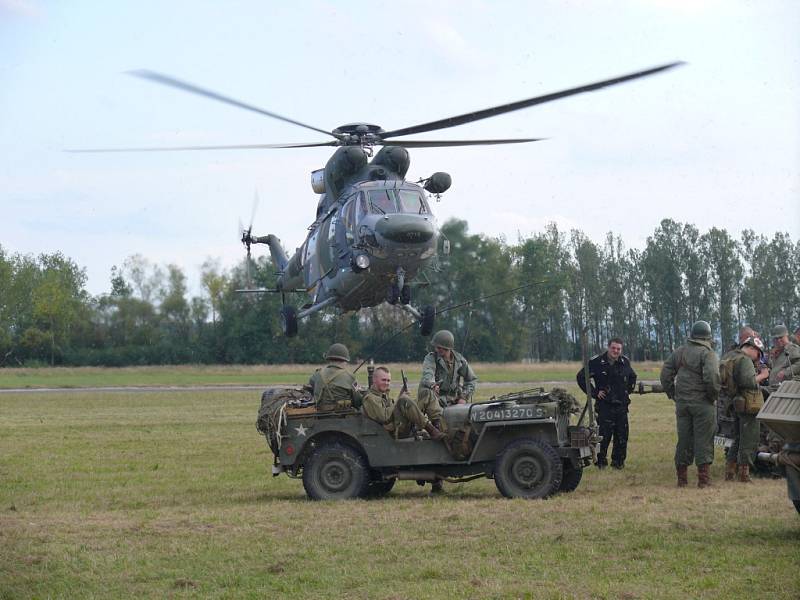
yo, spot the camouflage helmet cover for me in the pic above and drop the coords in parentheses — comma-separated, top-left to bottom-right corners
(739, 336, 764, 356)
(324, 343, 351, 362)
(771, 324, 789, 338)
(431, 330, 455, 350)
(690, 320, 712, 340)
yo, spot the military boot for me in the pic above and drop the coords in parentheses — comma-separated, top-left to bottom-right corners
(676, 464, 689, 487)
(424, 422, 445, 441)
(430, 480, 444, 494)
(737, 464, 751, 483)
(725, 461, 738, 481)
(697, 463, 712, 488)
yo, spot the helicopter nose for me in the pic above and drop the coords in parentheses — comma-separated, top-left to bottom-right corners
(374, 215, 435, 244)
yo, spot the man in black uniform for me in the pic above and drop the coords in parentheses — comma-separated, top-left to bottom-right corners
(576, 337, 637, 469)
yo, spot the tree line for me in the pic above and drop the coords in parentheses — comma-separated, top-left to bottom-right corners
(1, 218, 798, 367)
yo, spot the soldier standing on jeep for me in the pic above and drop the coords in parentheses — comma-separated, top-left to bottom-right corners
(416, 329, 477, 493)
(309, 343, 363, 411)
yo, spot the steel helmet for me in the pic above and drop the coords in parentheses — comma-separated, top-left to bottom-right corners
(739, 336, 764, 356)
(324, 343, 351, 362)
(690, 320, 712, 340)
(431, 330, 455, 350)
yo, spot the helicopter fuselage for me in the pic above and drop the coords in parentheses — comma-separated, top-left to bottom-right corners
(277, 179, 438, 312)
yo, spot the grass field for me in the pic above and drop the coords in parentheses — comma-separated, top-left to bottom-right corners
(1, 372, 797, 599)
(0, 362, 664, 389)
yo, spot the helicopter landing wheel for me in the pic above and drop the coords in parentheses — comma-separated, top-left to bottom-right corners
(280, 305, 298, 337)
(419, 305, 435, 336)
(400, 285, 411, 305)
(386, 283, 400, 305)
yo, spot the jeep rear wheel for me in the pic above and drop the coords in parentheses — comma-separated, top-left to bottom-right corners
(558, 459, 583, 493)
(494, 438, 563, 499)
(302, 442, 369, 500)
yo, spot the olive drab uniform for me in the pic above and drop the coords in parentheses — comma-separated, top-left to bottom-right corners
(576, 352, 637, 468)
(417, 350, 477, 421)
(362, 386, 430, 438)
(723, 349, 761, 468)
(309, 364, 363, 411)
(768, 342, 800, 392)
(660, 338, 721, 469)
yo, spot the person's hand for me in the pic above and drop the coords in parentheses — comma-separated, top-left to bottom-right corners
(456, 398, 466, 405)
(756, 368, 770, 383)
(777, 370, 785, 382)
(597, 389, 607, 400)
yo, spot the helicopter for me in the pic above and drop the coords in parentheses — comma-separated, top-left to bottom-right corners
(74, 62, 683, 337)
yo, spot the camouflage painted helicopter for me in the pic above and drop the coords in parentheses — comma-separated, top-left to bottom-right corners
(77, 62, 682, 337)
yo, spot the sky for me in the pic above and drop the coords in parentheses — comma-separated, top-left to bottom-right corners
(1, 0, 798, 297)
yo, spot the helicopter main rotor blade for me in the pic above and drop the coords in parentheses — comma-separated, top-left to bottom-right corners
(66, 141, 338, 153)
(381, 137, 545, 148)
(380, 62, 685, 140)
(128, 70, 338, 139)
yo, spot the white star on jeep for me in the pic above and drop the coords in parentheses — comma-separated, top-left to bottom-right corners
(294, 424, 308, 437)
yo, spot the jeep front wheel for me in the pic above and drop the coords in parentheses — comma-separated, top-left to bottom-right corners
(494, 438, 563, 499)
(302, 442, 369, 500)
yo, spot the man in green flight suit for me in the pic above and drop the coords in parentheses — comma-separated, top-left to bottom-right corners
(767, 324, 800, 392)
(362, 366, 444, 440)
(660, 320, 721, 488)
(723, 336, 770, 482)
(309, 343, 363, 411)
(417, 329, 477, 424)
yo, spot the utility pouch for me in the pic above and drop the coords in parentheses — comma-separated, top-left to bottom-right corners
(733, 396, 746, 413)
(742, 388, 763, 415)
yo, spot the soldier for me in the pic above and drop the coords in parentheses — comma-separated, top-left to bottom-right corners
(576, 337, 637, 469)
(416, 329, 476, 493)
(794, 326, 800, 346)
(417, 329, 477, 424)
(362, 366, 444, 440)
(767, 324, 800, 392)
(722, 336, 770, 482)
(660, 320, 721, 488)
(309, 343, 363, 411)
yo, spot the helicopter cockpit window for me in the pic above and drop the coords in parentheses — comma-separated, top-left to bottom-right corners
(397, 190, 427, 214)
(368, 190, 397, 214)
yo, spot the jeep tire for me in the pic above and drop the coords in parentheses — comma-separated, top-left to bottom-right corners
(494, 438, 563, 499)
(302, 442, 369, 500)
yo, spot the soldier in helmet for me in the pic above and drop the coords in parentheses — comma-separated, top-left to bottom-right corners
(417, 329, 477, 493)
(417, 330, 478, 420)
(767, 325, 800, 392)
(721, 336, 770, 482)
(362, 366, 444, 440)
(660, 320, 721, 488)
(309, 343, 363, 411)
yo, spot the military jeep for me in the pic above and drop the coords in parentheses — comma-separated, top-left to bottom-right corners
(257, 387, 597, 500)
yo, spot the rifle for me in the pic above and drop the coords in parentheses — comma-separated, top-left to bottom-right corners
(400, 369, 409, 395)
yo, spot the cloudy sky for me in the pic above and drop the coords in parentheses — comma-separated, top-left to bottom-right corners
(1, 0, 798, 296)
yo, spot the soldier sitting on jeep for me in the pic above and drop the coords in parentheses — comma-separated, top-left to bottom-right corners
(363, 366, 445, 440)
(309, 343, 364, 411)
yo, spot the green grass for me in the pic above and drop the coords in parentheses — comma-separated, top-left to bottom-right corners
(1, 383, 797, 599)
(0, 362, 664, 389)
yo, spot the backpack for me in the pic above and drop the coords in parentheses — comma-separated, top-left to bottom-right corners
(719, 356, 738, 397)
